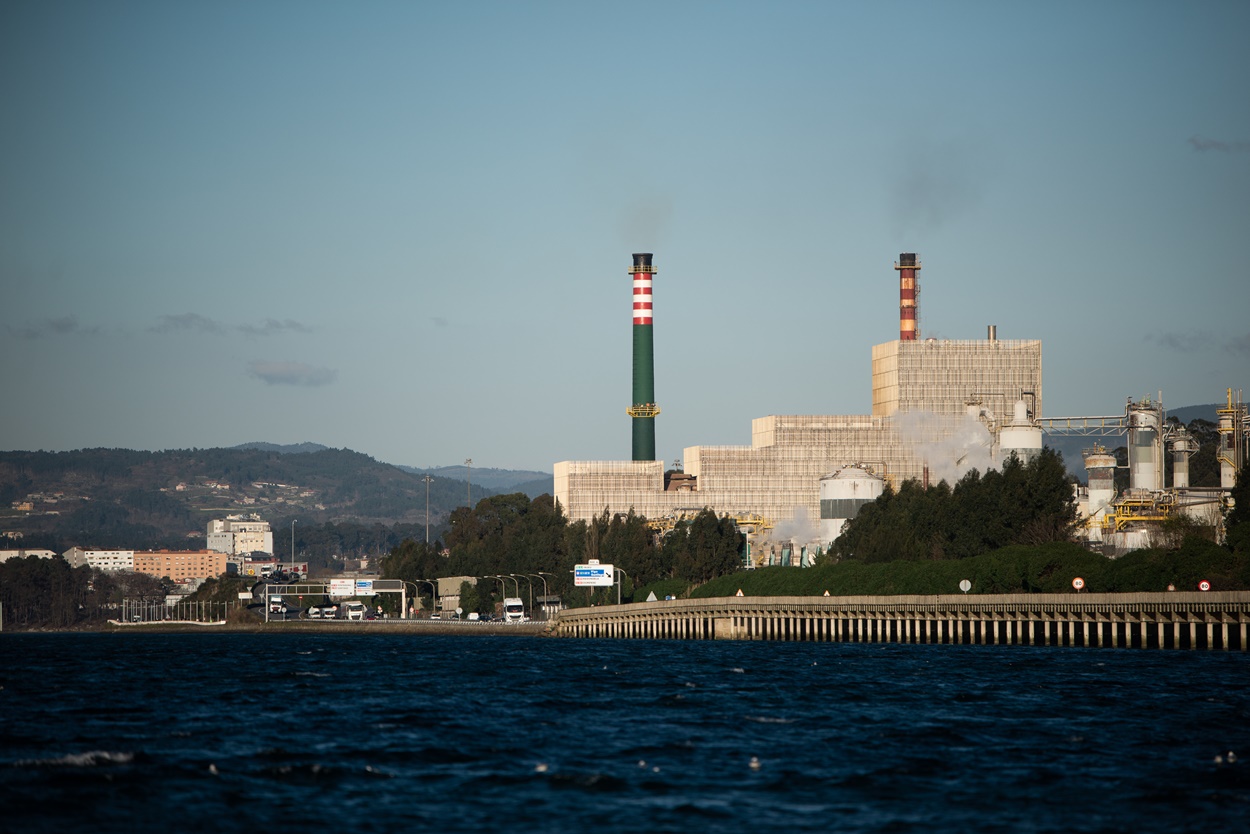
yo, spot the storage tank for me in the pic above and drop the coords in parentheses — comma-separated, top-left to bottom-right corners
(998, 399, 1043, 464)
(1127, 399, 1163, 491)
(1168, 428, 1198, 490)
(820, 465, 885, 547)
(1083, 446, 1117, 518)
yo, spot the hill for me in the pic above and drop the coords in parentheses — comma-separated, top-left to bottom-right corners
(0, 446, 499, 550)
(398, 464, 553, 499)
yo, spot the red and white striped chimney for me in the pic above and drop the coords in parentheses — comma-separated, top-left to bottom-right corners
(894, 253, 921, 341)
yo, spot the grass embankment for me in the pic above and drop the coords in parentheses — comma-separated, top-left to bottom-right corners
(665, 540, 1250, 600)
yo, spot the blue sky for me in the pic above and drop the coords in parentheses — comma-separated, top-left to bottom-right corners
(2, 1, 1247, 472)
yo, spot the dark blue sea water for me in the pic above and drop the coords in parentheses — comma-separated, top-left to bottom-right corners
(1, 633, 1247, 833)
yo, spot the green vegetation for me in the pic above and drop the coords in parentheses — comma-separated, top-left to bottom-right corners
(695, 539, 1250, 597)
(828, 448, 1076, 563)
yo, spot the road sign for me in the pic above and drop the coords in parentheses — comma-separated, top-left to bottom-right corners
(1072, 577, 1085, 591)
(355, 580, 376, 596)
(959, 579, 971, 593)
(1199, 580, 1211, 592)
(329, 579, 355, 597)
(574, 562, 614, 587)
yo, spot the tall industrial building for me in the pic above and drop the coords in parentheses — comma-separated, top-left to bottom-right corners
(554, 254, 1044, 546)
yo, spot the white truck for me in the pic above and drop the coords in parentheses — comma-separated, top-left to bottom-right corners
(503, 597, 526, 623)
(343, 600, 367, 621)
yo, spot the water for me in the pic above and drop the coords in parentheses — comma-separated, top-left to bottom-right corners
(2, 633, 1247, 833)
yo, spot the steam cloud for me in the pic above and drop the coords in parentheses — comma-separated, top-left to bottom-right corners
(894, 410, 995, 487)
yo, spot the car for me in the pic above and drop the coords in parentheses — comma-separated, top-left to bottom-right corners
(306, 607, 322, 619)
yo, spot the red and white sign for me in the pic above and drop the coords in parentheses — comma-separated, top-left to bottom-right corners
(1072, 577, 1085, 591)
(1198, 580, 1211, 592)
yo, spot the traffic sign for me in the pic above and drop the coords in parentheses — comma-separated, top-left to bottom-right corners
(1072, 577, 1085, 591)
(574, 561, 614, 587)
(1199, 580, 1211, 592)
(959, 579, 971, 594)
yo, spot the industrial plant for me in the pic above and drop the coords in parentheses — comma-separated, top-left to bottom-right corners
(554, 253, 1248, 563)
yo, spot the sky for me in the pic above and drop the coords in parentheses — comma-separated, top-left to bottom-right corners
(2, 1, 1248, 473)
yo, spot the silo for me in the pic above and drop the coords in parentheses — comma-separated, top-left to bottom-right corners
(1083, 446, 1117, 517)
(998, 399, 1043, 464)
(819, 465, 885, 547)
(1127, 399, 1163, 492)
(1168, 428, 1198, 490)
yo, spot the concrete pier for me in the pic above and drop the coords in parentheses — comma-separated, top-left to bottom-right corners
(551, 592, 1250, 650)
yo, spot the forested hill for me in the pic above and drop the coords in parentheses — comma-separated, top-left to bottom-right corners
(0, 446, 499, 550)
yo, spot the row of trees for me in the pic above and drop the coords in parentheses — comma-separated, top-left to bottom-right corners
(379, 494, 744, 614)
(828, 448, 1078, 563)
(0, 556, 168, 629)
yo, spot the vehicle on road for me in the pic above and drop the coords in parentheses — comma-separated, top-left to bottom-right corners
(343, 601, 367, 621)
(503, 597, 526, 623)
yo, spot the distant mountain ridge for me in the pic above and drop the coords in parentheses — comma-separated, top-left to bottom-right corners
(233, 441, 331, 454)
(397, 464, 553, 499)
(0, 445, 506, 551)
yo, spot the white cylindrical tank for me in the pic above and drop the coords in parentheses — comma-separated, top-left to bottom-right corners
(820, 466, 885, 547)
(1083, 447, 1117, 518)
(1127, 400, 1163, 491)
(998, 399, 1043, 464)
(1169, 429, 1198, 490)
(1219, 410, 1237, 489)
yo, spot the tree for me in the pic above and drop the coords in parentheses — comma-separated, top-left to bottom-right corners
(1225, 463, 1250, 555)
(670, 509, 743, 583)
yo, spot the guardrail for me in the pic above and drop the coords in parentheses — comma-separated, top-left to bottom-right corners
(551, 592, 1250, 650)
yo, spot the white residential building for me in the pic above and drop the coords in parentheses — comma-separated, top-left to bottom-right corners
(62, 548, 135, 572)
(206, 514, 274, 556)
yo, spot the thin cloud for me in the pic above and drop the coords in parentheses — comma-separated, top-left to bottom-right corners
(1227, 333, 1250, 355)
(10, 315, 99, 339)
(431, 316, 448, 327)
(1189, 135, 1250, 153)
(152, 313, 315, 337)
(247, 360, 337, 387)
(1147, 331, 1213, 353)
(237, 318, 315, 337)
(151, 313, 225, 334)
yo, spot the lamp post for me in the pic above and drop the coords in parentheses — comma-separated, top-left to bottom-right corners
(290, 519, 297, 573)
(510, 574, 533, 612)
(465, 458, 472, 507)
(422, 475, 433, 544)
(534, 572, 552, 619)
(615, 567, 629, 605)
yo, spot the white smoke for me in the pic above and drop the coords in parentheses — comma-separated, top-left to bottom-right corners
(773, 505, 820, 546)
(893, 410, 995, 486)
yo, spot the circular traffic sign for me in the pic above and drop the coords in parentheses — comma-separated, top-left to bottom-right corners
(959, 579, 972, 593)
(1199, 580, 1211, 592)
(1072, 577, 1085, 591)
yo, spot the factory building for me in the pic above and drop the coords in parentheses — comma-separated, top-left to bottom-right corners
(1057, 389, 1249, 555)
(554, 254, 1045, 557)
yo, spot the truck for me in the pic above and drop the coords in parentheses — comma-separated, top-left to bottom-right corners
(503, 597, 526, 623)
(343, 600, 367, 621)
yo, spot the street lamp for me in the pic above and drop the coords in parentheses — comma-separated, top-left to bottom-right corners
(290, 519, 297, 573)
(405, 579, 437, 617)
(422, 475, 433, 544)
(510, 574, 533, 612)
(465, 458, 472, 507)
(615, 567, 630, 605)
(533, 572, 552, 619)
